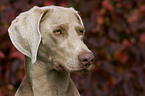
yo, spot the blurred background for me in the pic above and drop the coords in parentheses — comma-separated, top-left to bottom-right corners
(0, 0, 145, 96)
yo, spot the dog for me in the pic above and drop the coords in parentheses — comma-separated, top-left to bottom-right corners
(8, 6, 94, 96)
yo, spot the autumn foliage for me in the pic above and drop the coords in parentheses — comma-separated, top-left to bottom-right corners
(0, 0, 145, 96)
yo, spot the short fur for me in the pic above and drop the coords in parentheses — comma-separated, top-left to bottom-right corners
(8, 6, 93, 96)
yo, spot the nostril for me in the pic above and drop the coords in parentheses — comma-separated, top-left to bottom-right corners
(91, 58, 94, 62)
(83, 59, 88, 62)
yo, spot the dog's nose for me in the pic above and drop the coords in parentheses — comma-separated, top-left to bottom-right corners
(78, 51, 94, 67)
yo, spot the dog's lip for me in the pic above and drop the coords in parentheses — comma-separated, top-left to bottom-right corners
(72, 68, 90, 72)
(55, 65, 65, 71)
(54, 63, 92, 72)
(80, 64, 92, 71)
(80, 62, 92, 69)
(68, 65, 91, 72)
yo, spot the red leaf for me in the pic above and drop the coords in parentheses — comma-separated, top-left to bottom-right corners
(17, 65, 24, 81)
(106, 78, 115, 88)
(140, 5, 145, 13)
(117, 52, 128, 63)
(60, 1, 68, 7)
(0, 92, 3, 96)
(0, 51, 5, 59)
(0, 66, 2, 78)
(97, 16, 105, 25)
(8, 51, 24, 61)
(44, 1, 55, 6)
(127, 11, 138, 23)
(140, 33, 145, 43)
(123, 39, 131, 47)
(102, 0, 114, 11)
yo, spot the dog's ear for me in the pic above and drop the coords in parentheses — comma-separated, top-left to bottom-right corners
(8, 6, 47, 64)
(70, 8, 84, 27)
(75, 12, 84, 27)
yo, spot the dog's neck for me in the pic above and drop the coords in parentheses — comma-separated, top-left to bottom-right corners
(23, 56, 79, 96)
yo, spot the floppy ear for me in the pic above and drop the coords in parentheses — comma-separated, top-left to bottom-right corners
(70, 8, 84, 27)
(75, 12, 84, 27)
(8, 6, 46, 64)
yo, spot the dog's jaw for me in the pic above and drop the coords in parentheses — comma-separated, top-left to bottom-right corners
(15, 56, 80, 96)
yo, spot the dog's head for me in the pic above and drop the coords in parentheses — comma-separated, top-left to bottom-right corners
(8, 6, 94, 72)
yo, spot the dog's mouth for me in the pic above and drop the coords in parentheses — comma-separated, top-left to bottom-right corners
(55, 65, 90, 72)
(54, 63, 92, 72)
(55, 65, 65, 71)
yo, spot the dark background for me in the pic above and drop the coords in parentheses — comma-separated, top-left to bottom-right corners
(0, 0, 145, 96)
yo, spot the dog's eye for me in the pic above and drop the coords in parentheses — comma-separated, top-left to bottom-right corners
(54, 29, 63, 35)
(80, 30, 84, 33)
(79, 30, 85, 35)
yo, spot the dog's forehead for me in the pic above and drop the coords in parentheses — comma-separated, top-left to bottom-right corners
(43, 7, 82, 26)
(55, 10, 78, 23)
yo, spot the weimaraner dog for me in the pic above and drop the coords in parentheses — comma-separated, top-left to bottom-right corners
(8, 6, 94, 96)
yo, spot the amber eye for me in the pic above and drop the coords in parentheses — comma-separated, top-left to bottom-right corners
(79, 30, 85, 35)
(80, 30, 84, 33)
(54, 29, 63, 35)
